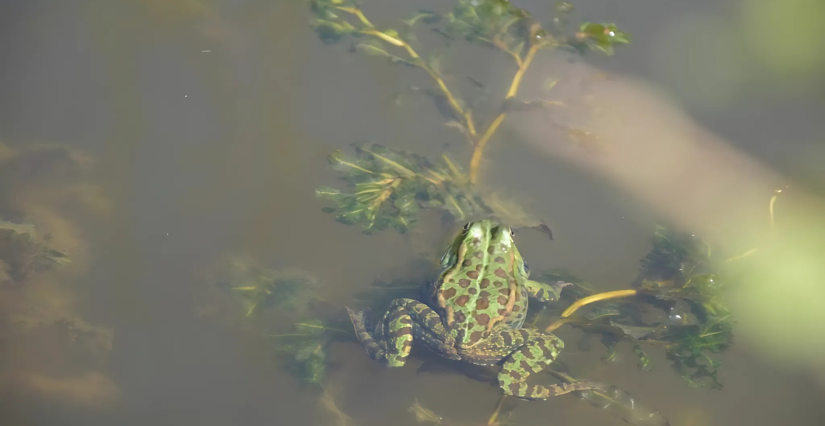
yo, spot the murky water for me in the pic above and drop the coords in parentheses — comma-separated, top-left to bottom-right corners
(1, 1, 824, 425)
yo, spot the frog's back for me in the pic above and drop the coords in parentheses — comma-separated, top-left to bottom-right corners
(431, 221, 530, 346)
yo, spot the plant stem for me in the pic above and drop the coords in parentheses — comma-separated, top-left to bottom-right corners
(469, 43, 541, 184)
(335, 6, 474, 134)
(486, 395, 508, 425)
(543, 317, 573, 333)
(543, 289, 638, 333)
(560, 289, 638, 318)
(359, 28, 476, 137)
(335, 6, 374, 27)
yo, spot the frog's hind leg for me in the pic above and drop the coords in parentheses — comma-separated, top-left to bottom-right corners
(495, 330, 606, 400)
(346, 299, 457, 367)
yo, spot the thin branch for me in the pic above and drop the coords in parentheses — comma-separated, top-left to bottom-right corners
(469, 42, 542, 183)
(356, 28, 477, 137)
(335, 6, 374, 27)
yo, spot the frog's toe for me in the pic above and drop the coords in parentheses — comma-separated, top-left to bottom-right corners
(345, 307, 371, 329)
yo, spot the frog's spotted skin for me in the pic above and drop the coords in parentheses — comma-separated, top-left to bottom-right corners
(346, 220, 604, 400)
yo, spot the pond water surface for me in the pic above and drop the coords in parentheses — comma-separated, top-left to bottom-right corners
(1, 1, 824, 425)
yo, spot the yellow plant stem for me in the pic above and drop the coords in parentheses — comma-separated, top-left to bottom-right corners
(543, 317, 574, 333)
(486, 395, 508, 425)
(544, 289, 638, 333)
(336, 6, 474, 135)
(469, 43, 541, 184)
(335, 6, 373, 28)
(561, 289, 638, 318)
(359, 28, 476, 137)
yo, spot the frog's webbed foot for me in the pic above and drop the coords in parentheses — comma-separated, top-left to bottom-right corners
(347, 299, 457, 367)
(525, 279, 571, 303)
(345, 306, 371, 331)
(346, 306, 389, 363)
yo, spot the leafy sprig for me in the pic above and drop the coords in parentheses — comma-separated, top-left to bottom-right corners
(316, 142, 490, 233)
(540, 226, 734, 388)
(308, 1, 631, 234)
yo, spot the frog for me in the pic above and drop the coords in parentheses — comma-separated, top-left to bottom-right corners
(346, 219, 604, 400)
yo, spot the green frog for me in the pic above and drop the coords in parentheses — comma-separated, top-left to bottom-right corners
(346, 220, 604, 400)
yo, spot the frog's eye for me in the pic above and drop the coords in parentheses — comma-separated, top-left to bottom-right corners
(509, 228, 515, 237)
(523, 262, 530, 273)
(463, 222, 471, 232)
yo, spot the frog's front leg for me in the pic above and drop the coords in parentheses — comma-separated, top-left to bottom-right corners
(524, 280, 571, 303)
(484, 329, 606, 400)
(346, 298, 458, 367)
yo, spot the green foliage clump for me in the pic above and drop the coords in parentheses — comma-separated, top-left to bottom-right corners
(307, 0, 631, 234)
(217, 260, 344, 384)
(540, 226, 734, 389)
(635, 226, 733, 388)
(316, 142, 489, 233)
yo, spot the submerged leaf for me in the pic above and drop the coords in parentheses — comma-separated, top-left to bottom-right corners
(580, 387, 670, 426)
(354, 42, 417, 67)
(403, 11, 442, 27)
(608, 320, 658, 340)
(267, 319, 349, 385)
(317, 143, 491, 233)
(0, 219, 72, 285)
(554, 226, 733, 387)
(572, 22, 631, 56)
(444, 0, 533, 46)
(633, 344, 653, 371)
(408, 400, 443, 424)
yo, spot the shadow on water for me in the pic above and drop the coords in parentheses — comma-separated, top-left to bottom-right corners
(0, 1, 823, 425)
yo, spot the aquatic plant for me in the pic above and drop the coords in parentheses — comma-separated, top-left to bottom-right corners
(213, 258, 353, 385)
(0, 219, 71, 285)
(316, 142, 488, 233)
(270, 1, 736, 423)
(542, 226, 734, 389)
(309, 0, 629, 233)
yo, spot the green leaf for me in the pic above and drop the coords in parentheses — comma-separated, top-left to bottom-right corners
(316, 143, 491, 234)
(403, 11, 442, 27)
(354, 42, 417, 67)
(45, 249, 72, 265)
(579, 386, 670, 425)
(541, 77, 560, 92)
(225, 264, 317, 317)
(633, 344, 653, 371)
(573, 22, 631, 56)
(295, 319, 330, 336)
(444, 0, 533, 45)
(312, 19, 357, 44)
(608, 320, 658, 340)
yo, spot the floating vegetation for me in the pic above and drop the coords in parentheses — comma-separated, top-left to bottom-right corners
(541, 226, 734, 389)
(316, 142, 489, 234)
(578, 386, 670, 426)
(408, 399, 444, 424)
(309, 0, 630, 233)
(212, 257, 354, 385)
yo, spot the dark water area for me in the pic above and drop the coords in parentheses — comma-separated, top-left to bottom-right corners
(1, 1, 823, 425)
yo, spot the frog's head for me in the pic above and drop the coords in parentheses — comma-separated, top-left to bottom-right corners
(440, 220, 529, 278)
